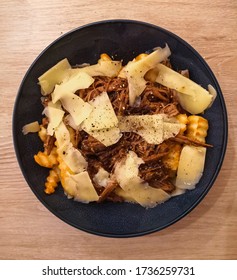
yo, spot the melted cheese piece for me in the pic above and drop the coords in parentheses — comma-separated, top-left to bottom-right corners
(114, 151, 170, 208)
(82, 91, 119, 131)
(118, 114, 181, 144)
(64, 171, 99, 203)
(43, 101, 65, 135)
(38, 58, 71, 95)
(69, 60, 122, 78)
(54, 122, 87, 173)
(119, 44, 171, 105)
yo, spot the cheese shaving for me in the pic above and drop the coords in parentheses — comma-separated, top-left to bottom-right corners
(155, 63, 213, 114)
(114, 151, 170, 208)
(22, 121, 40, 135)
(81, 91, 121, 146)
(82, 91, 119, 131)
(85, 127, 122, 147)
(64, 171, 99, 203)
(52, 72, 94, 103)
(60, 93, 93, 126)
(38, 58, 71, 95)
(118, 114, 181, 144)
(69, 60, 122, 78)
(43, 101, 65, 136)
(119, 44, 171, 105)
(55, 122, 87, 173)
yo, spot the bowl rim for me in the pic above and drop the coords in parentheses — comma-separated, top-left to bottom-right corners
(12, 19, 228, 238)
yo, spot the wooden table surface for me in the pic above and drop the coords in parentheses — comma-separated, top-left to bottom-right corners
(0, 0, 236, 260)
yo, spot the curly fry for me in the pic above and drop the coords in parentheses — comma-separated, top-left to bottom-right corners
(45, 167, 60, 194)
(34, 147, 58, 168)
(186, 115, 209, 143)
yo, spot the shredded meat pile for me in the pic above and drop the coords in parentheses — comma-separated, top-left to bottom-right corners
(43, 74, 211, 202)
(77, 76, 182, 116)
(75, 76, 184, 201)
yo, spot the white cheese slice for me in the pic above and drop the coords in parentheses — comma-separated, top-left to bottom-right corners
(114, 187, 137, 203)
(156, 63, 206, 96)
(57, 142, 87, 174)
(93, 167, 110, 187)
(177, 92, 212, 115)
(64, 114, 80, 131)
(52, 71, 94, 103)
(175, 145, 206, 190)
(82, 91, 119, 131)
(54, 122, 88, 173)
(155, 63, 213, 114)
(163, 122, 182, 140)
(85, 127, 122, 147)
(69, 60, 122, 78)
(54, 121, 71, 146)
(114, 151, 170, 208)
(115, 150, 144, 184)
(64, 171, 99, 203)
(60, 93, 93, 126)
(81, 91, 121, 146)
(22, 121, 40, 135)
(119, 44, 171, 105)
(43, 101, 65, 135)
(38, 58, 72, 95)
(171, 187, 186, 197)
(121, 176, 170, 208)
(118, 114, 181, 144)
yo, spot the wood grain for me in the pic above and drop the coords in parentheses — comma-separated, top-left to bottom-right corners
(0, 0, 237, 260)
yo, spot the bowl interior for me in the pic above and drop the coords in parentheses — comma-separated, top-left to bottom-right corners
(13, 20, 227, 237)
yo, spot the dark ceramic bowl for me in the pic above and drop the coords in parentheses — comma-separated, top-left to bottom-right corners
(13, 20, 227, 237)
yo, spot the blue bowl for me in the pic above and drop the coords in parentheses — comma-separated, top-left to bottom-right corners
(13, 20, 228, 237)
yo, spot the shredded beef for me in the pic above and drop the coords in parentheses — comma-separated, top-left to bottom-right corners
(71, 75, 189, 201)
